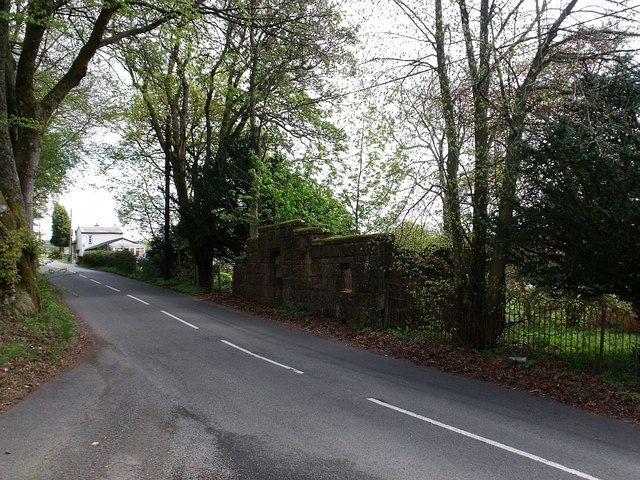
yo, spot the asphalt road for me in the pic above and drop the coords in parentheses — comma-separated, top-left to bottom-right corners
(1, 262, 638, 479)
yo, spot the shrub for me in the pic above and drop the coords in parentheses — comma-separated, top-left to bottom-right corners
(48, 249, 67, 260)
(81, 250, 137, 274)
(136, 258, 161, 280)
(213, 271, 233, 292)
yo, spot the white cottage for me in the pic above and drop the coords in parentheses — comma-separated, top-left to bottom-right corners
(73, 225, 145, 261)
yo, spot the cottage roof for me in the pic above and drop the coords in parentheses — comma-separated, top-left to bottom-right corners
(77, 226, 123, 235)
(86, 237, 144, 250)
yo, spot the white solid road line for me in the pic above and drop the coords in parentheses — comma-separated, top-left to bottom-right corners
(366, 398, 602, 480)
(221, 340, 304, 374)
(105, 285, 120, 292)
(161, 310, 199, 330)
(127, 294, 150, 306)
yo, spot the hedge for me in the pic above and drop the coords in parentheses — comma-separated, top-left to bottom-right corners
(80, 250, 137, 274)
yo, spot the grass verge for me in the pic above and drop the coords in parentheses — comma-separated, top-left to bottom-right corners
(81, 264, 210, 296)
(0, 275, 86, 411)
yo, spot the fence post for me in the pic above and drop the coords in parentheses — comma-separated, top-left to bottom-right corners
(599, 302, 607, 361)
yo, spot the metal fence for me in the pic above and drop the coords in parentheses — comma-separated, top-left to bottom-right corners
(383, 283, 640, 375)
(499, 295, 639, 374)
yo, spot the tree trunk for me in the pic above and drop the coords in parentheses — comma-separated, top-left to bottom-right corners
(434, 0, 464, 276)
(433, 0, 471, 347)
(485, 0, 579, 337)
(194, 248, 214, 289)
(14, 129, 43, 232)
(248, 2, 261, 238)
(0, 194, 40, 310)
(451, 0, 497, 349)
(163, 118, 172, 280)
(0, 2, 39, 310)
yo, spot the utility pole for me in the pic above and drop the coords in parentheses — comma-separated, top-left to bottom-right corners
(68, 209, 73, 263)
(163, 117, 172, 280)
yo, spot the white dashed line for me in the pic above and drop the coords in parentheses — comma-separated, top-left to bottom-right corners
(127, 294, 149, 305)
(220, 340, 304, 374)
(366, 398, 602, 480)
(90, 279, 102, 285)
(160, 310, 199, 330)
(105, 285, 120, 292)
(79, 274, 87, 278)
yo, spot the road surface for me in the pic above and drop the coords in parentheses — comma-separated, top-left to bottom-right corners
(1, 262, 638, 479)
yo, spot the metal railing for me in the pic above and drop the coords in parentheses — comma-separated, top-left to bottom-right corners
(383, 284, 639, 375)
(499, 295, 639, 374)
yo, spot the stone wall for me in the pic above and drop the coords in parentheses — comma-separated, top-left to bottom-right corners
(232, 220, 395, 323)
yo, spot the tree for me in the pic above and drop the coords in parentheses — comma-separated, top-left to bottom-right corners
(35, 73, 114, 218)
(512, 58, 640, 310)
(115, 17, 254, 287)
(0, 0, 187, 308)
(258, 155, 354, 234)
(336, 101, 410, 234)
(50, 202, 71, 253)
(383, 0, 639, 348)
(112, 0, 356, 287)
(35, 131, 79, 218)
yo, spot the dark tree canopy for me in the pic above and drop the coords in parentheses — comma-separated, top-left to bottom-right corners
(512, 58, 640, 309)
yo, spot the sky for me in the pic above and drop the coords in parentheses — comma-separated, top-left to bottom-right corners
(36, 169, 137, 244)
(33, 0, 640, 244)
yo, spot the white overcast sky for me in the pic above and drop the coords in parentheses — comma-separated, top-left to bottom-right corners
(34, 0, 640, 242)
(36, 173, 130, 243)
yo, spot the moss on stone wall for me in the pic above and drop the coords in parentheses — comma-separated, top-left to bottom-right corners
(258, 219, 306, 233)
(293, 227, 326, 235)
(312, 233, 393, 246)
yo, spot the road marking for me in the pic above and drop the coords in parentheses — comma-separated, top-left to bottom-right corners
(127, 294, 149, 305)
(220, 340, 304, 375)
(79, 274, 87, 278)
(90, 279, 102, 285)
(105, 285, 120, 292)
(366, 398, 602, 480)
(161, 310, 199, 330)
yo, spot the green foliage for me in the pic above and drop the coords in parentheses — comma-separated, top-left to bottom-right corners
(390, 235, 457, 338)
(129, 266, 208, 295)
(336, 103, 409, 233)
(213, 271, 233, 293)
(0, 341, 34, 367)
(392, 221, 442, 252)
(103, 0, 357, 288)
(80, 250, 137, 275)
(47, 249, 67, 260)
(256, 155, 354, 234)
(273, 306, 313, 320)
(34, 129, 81, 217)
(50, 202, 71, 250)
(513, 58, 640, 309)
(0, 275, 76, 370)
(146, 278, 208, 295)
(136, 257, 162, 280)
(2, 115, 44, 130)
(0, 228, 33, 290)
(387, 325, 417, 340)
(176, 142, 252, 264)
(142, 227, 196, 283)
